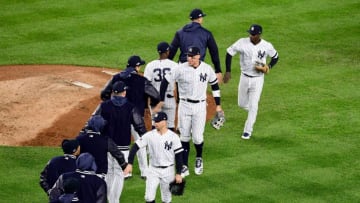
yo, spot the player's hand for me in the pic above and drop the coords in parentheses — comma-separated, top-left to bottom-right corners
(216, 105, 224, 114)
(152, 101, 164, 113)
(216, 72, 223, 84)
(255, 64, 269, 74)
(223, 72, 231, 83)
(175, 174, 183, 183)
(123, 164, 133, 175)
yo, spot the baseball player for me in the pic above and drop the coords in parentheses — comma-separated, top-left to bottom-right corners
(97, 81, 147, 203)
(124, 112, 184, 203)
(159, 46, 224, 177)
(40, 139, 80, 196)
(168, 8, 223, 83)
(100, 55, 161, 179)
(144, 42, 178, 131)
(76, 115, 128, 203)
(225, 24, 279, 139)
(49, 152, 107, 203)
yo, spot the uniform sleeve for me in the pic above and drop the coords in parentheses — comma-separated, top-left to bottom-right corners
(207, 32, 222, 73)
(226, 39, 241, 56)
(131, 107, 147, 136)
(107, 138, 128, 170)
(169, 31, 180, 60)
(39, 161, 51, 194)
(144, 79, 160, 107)
(49, 175, 65, 202)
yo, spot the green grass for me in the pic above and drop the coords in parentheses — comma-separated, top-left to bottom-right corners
(1, 0, 360, 202)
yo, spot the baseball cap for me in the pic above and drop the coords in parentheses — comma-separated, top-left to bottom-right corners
(153, 112, 168, 123)
(112, 81, 127, 93)
(87, 115, 107, 132)
(189, 8, 206, 20)
(157, 42, 170, 54)
(127, 55, 145, 67)
(61, 139, 79, 154)
(248, 24, 262, 35)
(186, 46, 201, 56)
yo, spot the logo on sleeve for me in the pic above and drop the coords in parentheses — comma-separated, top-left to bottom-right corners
(164, 141, 173, 150)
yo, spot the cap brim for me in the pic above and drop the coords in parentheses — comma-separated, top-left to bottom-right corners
(140, 60, 145, 65)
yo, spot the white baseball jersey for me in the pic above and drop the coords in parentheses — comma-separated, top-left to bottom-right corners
(144, 59, 178, 128)
(136, 129, 183, 167)
(227, 37, 277, 76)
(165, 61, 218, 101)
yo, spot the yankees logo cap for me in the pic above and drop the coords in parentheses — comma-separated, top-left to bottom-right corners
(127, 55, 145, 67)
(153, 112, 168, 123)
(112, 81, 128, 93)
(189, 8, 206, 20)
(186, 46, 200, 56)
(248, 24, 262, 35)
(157, 42, 170, 54)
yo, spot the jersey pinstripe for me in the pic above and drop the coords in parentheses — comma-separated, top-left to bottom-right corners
(227, 38, 277, 76)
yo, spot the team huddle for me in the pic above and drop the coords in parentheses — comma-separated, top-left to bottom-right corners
(39, 8, 278, 203)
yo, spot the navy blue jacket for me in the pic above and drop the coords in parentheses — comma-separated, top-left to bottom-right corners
(99, 96, 147, 147)
(100, 67, 160, 116)
(76, 129, 127, 174)
(49, 153, 107, 203)
(169, 22, 221, 73)
(40, 154, 77, 194)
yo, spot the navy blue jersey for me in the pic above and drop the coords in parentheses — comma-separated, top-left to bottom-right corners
(40, 154, 77, 194)
(100, 96, 146, 146)
(100, 67, 160, 116)
(76, 130, 127, 174)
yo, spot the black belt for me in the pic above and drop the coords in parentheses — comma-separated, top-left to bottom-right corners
(153, 164, 174, 169)
(242, 73, 258, 78)
(180, 98, 205, 103)
(166, 94, 174, 98)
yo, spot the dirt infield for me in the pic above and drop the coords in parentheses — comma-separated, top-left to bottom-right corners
(0, 65, 215, 147)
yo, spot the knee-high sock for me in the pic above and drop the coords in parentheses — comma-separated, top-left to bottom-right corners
(194, 142, 203, 158)
(181, 141, 190, 166)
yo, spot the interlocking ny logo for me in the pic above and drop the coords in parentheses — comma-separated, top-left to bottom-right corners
(199, 73, 207, 82)
(257, 50, 265, 60)
(164, 141, 173, 150)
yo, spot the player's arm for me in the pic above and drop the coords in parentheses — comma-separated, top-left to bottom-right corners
(207, 33, 222, 73)
(48, 175, 65, 202)
(131, 107, 147, 136)
(168, 32, 180, 60)
(39, 162, 51, 194)
(268, 52, 279, 69)
(210, 78, 223, 112)
(100, 76, 116, 101)
(144, 79, 160, 107)
(175, 147, 184, 175)
(107, 137, 127, 170)
(223, 53, 233, 83)
(123, 143, 140, 175)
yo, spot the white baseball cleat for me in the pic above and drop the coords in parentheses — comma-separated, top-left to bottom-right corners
(241, 132, 251, 140)
(181, 165, 190, 178)
(194, 157, 203, 175)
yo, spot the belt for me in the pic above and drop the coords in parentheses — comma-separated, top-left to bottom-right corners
(166, 94, 174, 98)
(180, 98, 205, 103)
(242, 73, 258, 78)
(153, 164, 174, 169)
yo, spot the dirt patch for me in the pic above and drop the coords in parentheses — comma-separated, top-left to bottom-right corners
(0, 65, 215, 147)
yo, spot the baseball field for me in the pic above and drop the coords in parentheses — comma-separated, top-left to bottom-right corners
(0, 0, 359, 202)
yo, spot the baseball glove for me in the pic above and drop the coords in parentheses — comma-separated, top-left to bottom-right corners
(169, 179, 186, 196)
(211, 111, 225, 130)
(255, 62, 270, 74)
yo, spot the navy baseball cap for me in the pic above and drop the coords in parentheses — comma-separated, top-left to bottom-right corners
(186, 46, 200, 56)
(61, 139, 79, 154)
(127, 55, 145, 67)
(248, 24, 262, 35)
(153, 112, 168, 123)
(189, 8, 206, 20)
(157, 42, 170, 54)
(112, 81, 127, 93)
